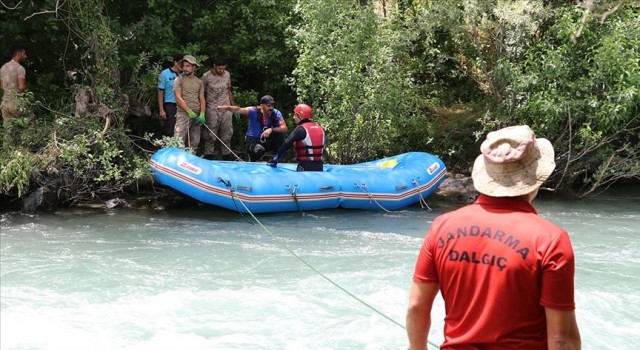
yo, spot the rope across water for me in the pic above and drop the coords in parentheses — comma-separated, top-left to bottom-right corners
(234, 198, 440, 349)
(203, 124, 439, 348)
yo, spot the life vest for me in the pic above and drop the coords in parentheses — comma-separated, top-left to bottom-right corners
(247, 107, 280, 138)
(294, 121, 325, 161)
(257, 107, 278, 130)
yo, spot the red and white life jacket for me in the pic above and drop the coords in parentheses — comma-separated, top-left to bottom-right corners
(294, 121, 325, 161)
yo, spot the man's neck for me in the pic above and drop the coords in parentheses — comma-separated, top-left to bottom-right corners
(170, 65, 180, 73)
(259, 108, 272, 117)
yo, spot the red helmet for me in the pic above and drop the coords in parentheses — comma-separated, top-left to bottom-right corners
(294, 104, 313, 119)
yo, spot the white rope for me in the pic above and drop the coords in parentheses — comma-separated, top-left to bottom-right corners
(412, 179, 432, 210)
(235, 200, 407, 329)
(203, 124, 244, 161)
(228, 186, 440, 350)
(354, 183, 391, 212)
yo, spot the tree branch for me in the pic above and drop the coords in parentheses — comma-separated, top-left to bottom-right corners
(593, 0, 630, 24)
(23, 0, 65, 20)
(0, 0, 23, 10)
(572, 0, 631, 42)
(571, 0, 590, 42)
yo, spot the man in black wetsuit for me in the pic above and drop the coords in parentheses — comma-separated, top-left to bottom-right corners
(268, 103, 325, 171)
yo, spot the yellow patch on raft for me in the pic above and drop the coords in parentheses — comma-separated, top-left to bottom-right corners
(378, 159, 398, 169)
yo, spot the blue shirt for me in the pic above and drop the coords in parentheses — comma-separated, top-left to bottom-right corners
(246, 107, 285, 138)
(157, 68, 180, 103)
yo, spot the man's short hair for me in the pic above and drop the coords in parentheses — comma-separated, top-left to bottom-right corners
(214, 56, 227, 66)
(9, 44, 26, 59)
(172, 53, 184, 63)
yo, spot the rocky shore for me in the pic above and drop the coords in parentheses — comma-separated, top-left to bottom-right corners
(1, 174, 478, 214)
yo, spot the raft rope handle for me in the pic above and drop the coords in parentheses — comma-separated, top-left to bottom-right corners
(217, 177, 254, 225)
(204, 124, 244, 162)
(237, 185, 253, 192)
(234, 198, 440, 350)
(412, 178, 432, 211)
(353, 183, 391, 213)
(285, 184, 302, 213)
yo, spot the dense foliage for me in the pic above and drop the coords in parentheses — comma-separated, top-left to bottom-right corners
(0, 0, 638, 209)
(498, 5, 640, 197)
(291, 0, 424, 163)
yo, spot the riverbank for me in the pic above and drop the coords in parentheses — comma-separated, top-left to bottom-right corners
(0, 174, 481, 214)
(7, 173, 623, 215)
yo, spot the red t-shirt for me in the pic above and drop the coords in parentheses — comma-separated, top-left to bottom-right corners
(413, 195, 576, 349)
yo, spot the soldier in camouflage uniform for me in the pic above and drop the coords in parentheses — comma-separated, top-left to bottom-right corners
(202, 56, 235, 160)
(1, 44, 29, 146)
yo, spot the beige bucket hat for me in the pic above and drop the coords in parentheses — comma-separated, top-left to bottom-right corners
(180, 55, 200, 66)
(472, 125, 555, 197)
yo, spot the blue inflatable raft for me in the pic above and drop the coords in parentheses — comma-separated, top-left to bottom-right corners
(150, 147, 447, 213)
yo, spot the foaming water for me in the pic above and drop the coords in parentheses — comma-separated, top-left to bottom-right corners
(1, 190, 639, 349)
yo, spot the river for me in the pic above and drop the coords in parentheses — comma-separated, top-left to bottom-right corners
(1, 188, 639, 349)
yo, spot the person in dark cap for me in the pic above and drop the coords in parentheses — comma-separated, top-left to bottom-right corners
(406, 125, 581, 350)
(216, 95, 287, 161)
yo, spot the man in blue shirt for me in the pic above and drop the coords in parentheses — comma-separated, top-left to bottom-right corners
(157, 53, 183, 136)
(216, 95, 287, 161)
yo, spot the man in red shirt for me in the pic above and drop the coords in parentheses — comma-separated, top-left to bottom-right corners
(406, 125, 581, 350)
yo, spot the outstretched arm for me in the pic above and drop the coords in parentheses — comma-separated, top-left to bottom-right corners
(217, 105, 250, 115)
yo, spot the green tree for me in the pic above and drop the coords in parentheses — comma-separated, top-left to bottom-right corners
(291, 0, 423, 163)
(497, 4, 640, 197)
(1, 0, 638, 209)
(1, 0, 151, 205)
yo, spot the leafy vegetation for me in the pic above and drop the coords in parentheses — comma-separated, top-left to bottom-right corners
(291, 0, 424, 163)
(0, 0, 637, 209)
(494, 4, 640, 197)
